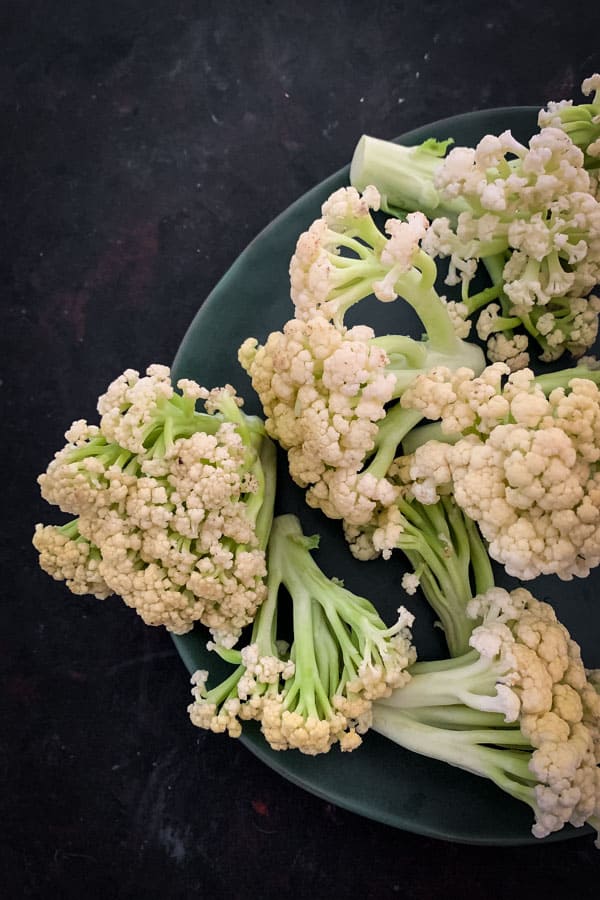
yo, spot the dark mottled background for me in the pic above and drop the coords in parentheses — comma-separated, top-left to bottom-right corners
(3, 1, 600, 897)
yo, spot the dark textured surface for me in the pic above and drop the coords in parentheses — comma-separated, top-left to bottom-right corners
(3, 1, 600, 896)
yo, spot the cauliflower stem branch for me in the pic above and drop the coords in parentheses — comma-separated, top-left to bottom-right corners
(393, 497, 494, 656)
(350, 135, 467, 221)
(372, 706, 540, 805)
(189, 515, 416, 754)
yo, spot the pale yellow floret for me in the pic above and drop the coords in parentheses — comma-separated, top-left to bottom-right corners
(466, 587, 600, 838)
(401, 367, 600, 580)
(424, 126, 600, 363)
(33, 523, 112, 599)
(240, 315, 397, 522)
(36, 366, 271, 645)
(98, 365, 174, 454)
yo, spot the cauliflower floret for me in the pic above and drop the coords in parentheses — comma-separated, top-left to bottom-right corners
(33, 521, 112, 599)
(402, 365, 600, 581)
(487, 332, 530, 372)
(374, 585, 600, 842)
(288, 186, 388, 325)
(539, 74, 600, 162)
(424, 123, 600, 364)
(187, 516, 416, 756)
(34, 366, 276, 645)
(400, 363, 510, 434)
(441, 297, 472, 339)
(240, 316, 401, 525)
(470, 588, 600, 837)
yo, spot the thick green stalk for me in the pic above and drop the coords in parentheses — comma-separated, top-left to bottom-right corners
(312, 602, 344, 696)
(393, 497, 487, 656)
(350, 135, 468, 221)
(371, 334, 429, 370)
(203, 661, 247, 707)
(284, 577, 330, 719)
(268, 517, 334, 719)
(371, 706, 537, 805)
(365, 406, 424, 479)
(535, 367, 600, 393)
(380, 650, 508, 711)
(245, 435, 277, 550)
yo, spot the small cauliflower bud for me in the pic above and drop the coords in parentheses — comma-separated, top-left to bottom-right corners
(372, 212, 430, 300)
(487, 333, 530, 372)
(188, 670, 244, 739)
(33, 519, 112, 599)
(34, 365, 278, 644)
(440, 297, 471, 339)
(400, 440, 454, 505)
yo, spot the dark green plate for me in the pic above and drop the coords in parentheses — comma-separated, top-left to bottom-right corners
(171, 108, 599, 845)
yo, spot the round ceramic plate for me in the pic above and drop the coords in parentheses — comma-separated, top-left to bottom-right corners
(171, 108, 599, 845)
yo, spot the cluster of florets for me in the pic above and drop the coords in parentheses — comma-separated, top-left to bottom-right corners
(374, 586, 600, 839)
(187, 515, 416, 755)
(538, 74, 600, 166)
(398, 364, 600, 580)
(422, 127, 600, 364)
(240, 185, 485, 525)
(289, 185, 453, 333)
(188, 603, 416, 756)
(289, 185, 387, 325)
(34, 365, 273, 645)
(468, 587, 600, 838)
(33, 519, 112, 599)
(239, 315, 399, 524)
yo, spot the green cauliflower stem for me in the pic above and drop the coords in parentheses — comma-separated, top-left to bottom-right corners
(350, 134, 466, 221)
(344, 491, 494, 658)
(34, 365, 277, 646)
(187, 514, 416, 754)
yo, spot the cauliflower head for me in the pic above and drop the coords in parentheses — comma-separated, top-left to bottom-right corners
(401, 365, 600, 580)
